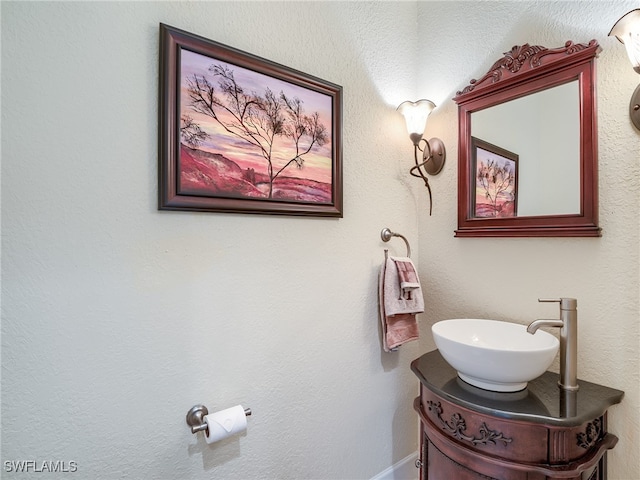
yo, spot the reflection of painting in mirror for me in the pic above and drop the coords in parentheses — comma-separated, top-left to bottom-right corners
(472, 137, 518, 218)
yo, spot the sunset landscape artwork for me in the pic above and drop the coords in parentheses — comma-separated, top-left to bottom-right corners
(472, 137, 518, 218)
(179, 49, 334, 202)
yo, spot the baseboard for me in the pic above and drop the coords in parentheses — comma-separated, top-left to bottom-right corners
(370, 451, 418, 480)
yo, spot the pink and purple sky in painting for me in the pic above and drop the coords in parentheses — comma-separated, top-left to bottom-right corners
(180, 49, 333, 185)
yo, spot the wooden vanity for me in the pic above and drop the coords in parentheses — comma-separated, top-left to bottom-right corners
(411, 351, 624, 480)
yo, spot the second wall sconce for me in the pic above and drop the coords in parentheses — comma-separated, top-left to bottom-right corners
(397, 99, 446, 215)
(609, 8, 640, 130)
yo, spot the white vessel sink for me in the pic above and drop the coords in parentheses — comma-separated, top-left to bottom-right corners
(432, 319, 559, 392)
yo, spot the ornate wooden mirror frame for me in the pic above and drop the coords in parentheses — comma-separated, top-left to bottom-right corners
(453, 40, 602, 237)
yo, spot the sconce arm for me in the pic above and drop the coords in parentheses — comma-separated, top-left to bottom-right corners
(410, 142, 434, 215)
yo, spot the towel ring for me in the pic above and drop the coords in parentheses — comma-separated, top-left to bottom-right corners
(381, 228, 411, 258)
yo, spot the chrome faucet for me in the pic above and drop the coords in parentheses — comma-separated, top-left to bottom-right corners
(527, 298, 579, 391)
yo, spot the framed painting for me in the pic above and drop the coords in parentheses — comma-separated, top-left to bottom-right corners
(471, 137, 518, 218)
(158, 24, 343, 217)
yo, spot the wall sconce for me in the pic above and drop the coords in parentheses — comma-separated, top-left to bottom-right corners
(397, 99, 446, 215)
(609, 8, 640, 130)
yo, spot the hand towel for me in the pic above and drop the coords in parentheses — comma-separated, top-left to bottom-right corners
(384, 313, 419, 351)
(378, 255, 420, 352)
(383, 256, 424, 316)
(394, 258, 421, 294)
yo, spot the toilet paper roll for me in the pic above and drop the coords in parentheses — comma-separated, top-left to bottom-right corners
(204, 405, 248, 444)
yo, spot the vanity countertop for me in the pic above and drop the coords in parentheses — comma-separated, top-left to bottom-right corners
(411, 350, 624, 427)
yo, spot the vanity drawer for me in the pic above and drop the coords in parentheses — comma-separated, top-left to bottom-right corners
(419, 386, 548, 464)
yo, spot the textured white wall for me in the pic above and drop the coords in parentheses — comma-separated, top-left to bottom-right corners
(2, 1, 639, 480)
(1, 2, 425, 479)
(416, 2, 640, 479)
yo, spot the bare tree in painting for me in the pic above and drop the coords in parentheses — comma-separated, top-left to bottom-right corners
(477, 159, 515, 216)
(180, 115, 209, 147)
(186, 64, 329, 198)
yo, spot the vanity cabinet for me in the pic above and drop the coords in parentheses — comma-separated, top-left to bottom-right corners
(411, 351, 624, 480)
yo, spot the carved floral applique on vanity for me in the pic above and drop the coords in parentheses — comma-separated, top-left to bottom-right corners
(577, 418, 601, 449)
(426, 400, 512, 447)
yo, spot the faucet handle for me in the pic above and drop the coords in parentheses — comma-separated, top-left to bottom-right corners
(538, 298, 577, 310)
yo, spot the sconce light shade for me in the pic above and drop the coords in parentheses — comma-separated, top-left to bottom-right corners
(397, 99, 436, 145)
(609, 8, 640, 73)
(609, 8, 640, 130)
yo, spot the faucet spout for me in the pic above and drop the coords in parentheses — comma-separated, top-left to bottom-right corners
(526, 319, 564, 334)
(529, 298, 579, 392)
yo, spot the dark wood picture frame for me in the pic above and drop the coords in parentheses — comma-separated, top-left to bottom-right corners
(158, 24, 343, 217)
(472, 137, 518, 218)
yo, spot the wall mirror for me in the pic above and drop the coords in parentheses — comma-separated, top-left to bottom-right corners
(453, 40, 602, 237)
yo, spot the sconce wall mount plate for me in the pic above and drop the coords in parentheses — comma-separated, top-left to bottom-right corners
(630, 84, 640, 130)
(423, 138, 446, 175)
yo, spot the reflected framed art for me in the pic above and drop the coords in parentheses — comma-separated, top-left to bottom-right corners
(472, 137, 518, 218)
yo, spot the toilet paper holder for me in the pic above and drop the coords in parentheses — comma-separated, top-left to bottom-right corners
(186, 404, 252, 434)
